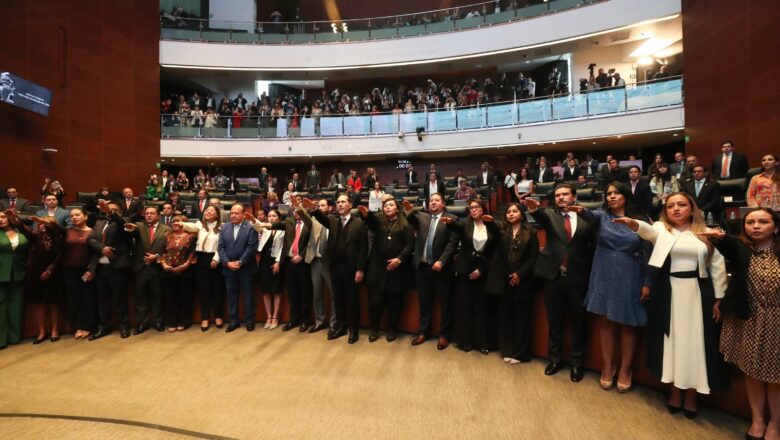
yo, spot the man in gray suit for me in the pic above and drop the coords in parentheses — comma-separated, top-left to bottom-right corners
(305, 164, 322, 192)
(0, 188, 30, 212)
(300, 198, 335, 333)
(36, 194, 72, 228)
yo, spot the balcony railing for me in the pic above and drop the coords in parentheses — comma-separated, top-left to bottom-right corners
(160, 0, 600, 44)
(161, 77, 682, 140)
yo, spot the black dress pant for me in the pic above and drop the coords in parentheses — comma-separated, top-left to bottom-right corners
(453, 275, 496, 350)
(195, 252, 225, 321)
(498, 283, 533, 361)
(368, 285, 403, 333)
(544, 275, 587, 366)
(96, 265, 130, 330)
(62, 267, 97, 332)
(330, 260, 360, 332)
(133, 265, 164, 326)
(163, 269, 194, 328)
(285, 260, 313, 325)
(416, 264, 454, 338)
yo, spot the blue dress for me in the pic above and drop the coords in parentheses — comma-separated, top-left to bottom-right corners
(582, 209, 649, 326)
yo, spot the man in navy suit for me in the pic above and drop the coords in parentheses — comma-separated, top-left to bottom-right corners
(218, 203, 259, 332)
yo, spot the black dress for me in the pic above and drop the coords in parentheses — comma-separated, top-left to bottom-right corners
(21, 223, 64, 304)
(258, 229, 283, 293)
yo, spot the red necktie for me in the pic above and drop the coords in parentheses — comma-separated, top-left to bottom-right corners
(562, 213, 572, 269)
(9, 199, 15, 210)
(200, 200, 205, 211)
(291, 221, 302, 256)
(149, 224, 156, 242)
(721, 154, 730, 178)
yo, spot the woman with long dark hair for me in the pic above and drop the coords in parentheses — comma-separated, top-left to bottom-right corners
(182, 205, 225, 331)
(251, 209, 284, 329)
(0, 210, 30, 349)
(61, 207, 97, 340)
(358, 198, 414, 342)
(570, 182, 652, 392)
(488, 202, 539, 363)
(650, 163, 680, 215)
(699, 208, 780, 439)
(747, 154, 780, 211)
(441, 197, 500, 354)
(614, 192, 727, 418)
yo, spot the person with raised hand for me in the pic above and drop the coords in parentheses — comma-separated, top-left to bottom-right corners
(611, 192, 727, 418)
(357, 199, 414, 343)
(403, 195, 459, 350)
(245, 209, 284, 330)
(440, 197, 500, 355)
(573, 182, 652, 392)
(521, 184, 596, 382)
(181, 205, 225, 331)
(697, 208, 780, 439)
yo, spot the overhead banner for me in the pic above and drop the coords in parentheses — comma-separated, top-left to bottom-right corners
(0, 71, 52, 116)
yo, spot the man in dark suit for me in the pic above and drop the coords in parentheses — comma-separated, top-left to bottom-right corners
(88, 201, 133, 340)
(525, 184, 596, 382)
(423, 171, 446, 204)
(580, 154, 599, 177)
(122, 205, 171, 334)
(533, 159, 555, 184)
(218, 204, 259, 332)
(191, 189, 209, 221)
(289, 172, 304, 193)
(626, 166, 653, 217)
(711, 141, 749, 180)
(308, 194, 368, 344)
(562, 159, 582, 181)
(477, 162, 496, 187)
(404, 165, 419, 185)
(158, 203, 175, 227)
(428, 163, 443, 182)
(160, 170, 175, 194)
(601, 158, 629, 188)
(679, 155, 698, 184)
(682, 165, 722, 219)
(669, 151, 687, 180)
(268, 197, 313, 332)
(0, 188, 30, 212)
(305, 164, 321, 191)
(403, 194, 459, 349)
(258, 167, 270, 190)
(119, 187, 143, 221)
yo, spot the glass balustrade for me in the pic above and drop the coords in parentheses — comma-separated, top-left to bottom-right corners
(160, 0, 601, 44)
(161, 77, 683, 139)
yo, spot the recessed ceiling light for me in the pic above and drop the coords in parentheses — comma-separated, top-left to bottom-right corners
(673, 133, 679, 136)
(592, 141, 597, 145)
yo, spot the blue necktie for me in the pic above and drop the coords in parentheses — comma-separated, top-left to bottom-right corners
(425, 215, 439, 263)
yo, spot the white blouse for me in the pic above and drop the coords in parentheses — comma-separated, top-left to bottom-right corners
(472, 223, 488, 252)
(183, 221, 220, 262)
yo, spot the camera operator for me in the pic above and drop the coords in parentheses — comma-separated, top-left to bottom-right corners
(595, 68, 612, 89)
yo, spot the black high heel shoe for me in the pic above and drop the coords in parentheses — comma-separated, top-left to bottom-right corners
(50, 336, 60, 343)
(667, 403, 682, 414)
(32, 335, 47, 345)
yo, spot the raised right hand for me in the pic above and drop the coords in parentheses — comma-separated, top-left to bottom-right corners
(301, 198, 316, 210)
(520, 198, 539, 211)
(243, 212, 256, 223)
(402, 200, 414, 212)
(123, 223, 137, 232)
(357, 205, 368, 217)
(611, 217, 638, 231)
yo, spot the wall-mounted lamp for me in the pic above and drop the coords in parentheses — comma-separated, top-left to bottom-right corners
(42, 147, 59, 153)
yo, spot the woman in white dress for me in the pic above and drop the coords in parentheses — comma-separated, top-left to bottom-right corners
(514, 167, 534, 201)
(613, 192, 727, 418)
(368, 181, 385, 212)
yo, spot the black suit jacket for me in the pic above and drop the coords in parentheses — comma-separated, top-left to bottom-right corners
(120, 198, 143, 222)
(476, 171, 496, 187)
(289, 179, 304, 192)
(191, 198, 209, 221)
(405, 170, 419, 185)
(445, 219, 500, 276)
(562, 167, 581, 181)
(363, 211, 414, 291)
(529, 208, 595, 286)
(683, 179, 721, 214)
(270, 216, 311, 265)
(422, 181, 446, 202)
(305, 170, 321, 189)
(533, 168, 555, 184)
(709, 234, 752, 319)
(312, 210, 367, 271)
(711, 152, 749, 179)
(601, 168, 629, 188)
(486, 225, 540, 296)
(405, 210, 459, 269)
(87, 214, 133, 270)
(629, 179, 653, 217)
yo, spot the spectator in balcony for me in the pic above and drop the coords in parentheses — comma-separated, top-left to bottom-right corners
(203, 107, 217, 129)
(193, 169, 208, 190)
(563, 158, 581, 182)
(187, 105, 203, 127)
(41, 178, 66, 205)
(647, 154, 665, 178)
(455, 178, 477, 201)
(146, 177, 165, 202)
(547, 67, 561, 95)
(403, 99, 415, 113)
(270, 103, 284, 128)
(527, 78, 536, 98)
(712, 141, 749, 180)
(0, 188, 30, 212)
(347, 170, 363, 193)
(368, 182, 385, 212)
(747, 154, 780, 211)
(263, 192, 279, 214)
(175, 171, 189, 191)
(218, 103, 232, 128)
(233, 93, 247, 111)
(231, 107, 244, 129)
(189, 92, 202, 110)
(514, 168, 534, 201)
(483, 78, 496, 101)
(596, 68, 612, 88)
(650, 64, 671, 81)
(613, 73, 626, 87)
(650, 163, 680, 209)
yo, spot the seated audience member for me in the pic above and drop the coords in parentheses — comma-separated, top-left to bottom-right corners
(0, 209, 31, 349)
(576, 175, 589, 190)
(160, 215, 197, 332)
(454, 178, 477, 201)
(36, 194, 72, 228)
(282, 182, 298, 206)
(700, 208, 780, 440)
(0, 188, 30, 212)
(682, 165, 721, 220)
(146, 176, 166, 201)
(746, 154, 779, 211)
(711, 141, 749, 180)
(41, 178, 66, 205)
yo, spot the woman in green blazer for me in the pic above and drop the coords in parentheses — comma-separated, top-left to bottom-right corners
(0, 209, 30, 349)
